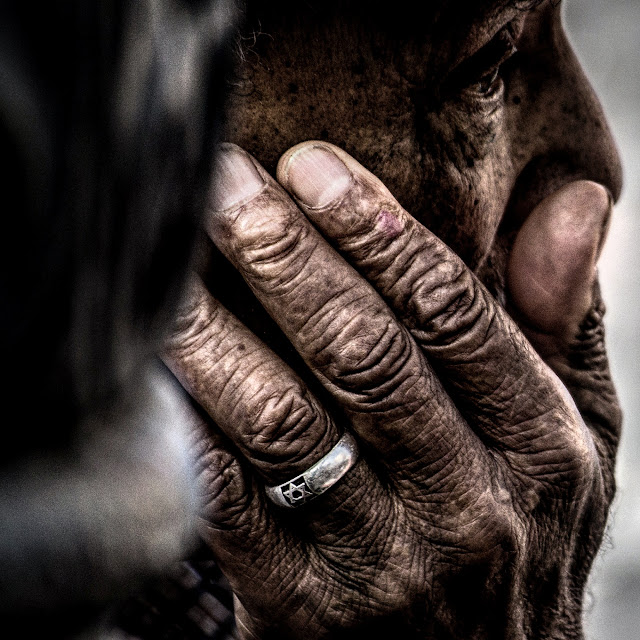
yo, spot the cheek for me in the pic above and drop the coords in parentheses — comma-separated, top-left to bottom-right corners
(414, 113, 513, 273)
(421, 165, 507, 270)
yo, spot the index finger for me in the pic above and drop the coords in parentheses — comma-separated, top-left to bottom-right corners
(277, 142, 593, 472)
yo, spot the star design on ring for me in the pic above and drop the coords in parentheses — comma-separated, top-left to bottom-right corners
(282, 479, 313, 505)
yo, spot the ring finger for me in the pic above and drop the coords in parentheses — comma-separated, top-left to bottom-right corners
(163, 275, 391, 536)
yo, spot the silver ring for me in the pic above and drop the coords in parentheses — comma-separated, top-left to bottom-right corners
(265, 433, 359, 508)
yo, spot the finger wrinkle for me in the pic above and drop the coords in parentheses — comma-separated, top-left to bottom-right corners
(335, 206, 405, 262)
(240, 224, 321, 294)
(394, 254, 466, 324)
(229, 381, 337, 473)
(298, 289, 371, 343)
(338, 315, 402, 372)
(238, 217, 308, 268)
(250, 386, 324, 443)
(206, 340, 261, 393)
(165, 310, 227, 365)
(324, 321, 414, 395)
(218, 356, 274, 408)
(370, 369, 435, 417)
(367, 232, 418, 283)
(409, 271, 487, 350)
(200, 457, 254, 528)
(311, 305, 396, 373)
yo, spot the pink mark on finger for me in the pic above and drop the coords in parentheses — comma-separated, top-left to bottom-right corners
(376, 209, 403, 238)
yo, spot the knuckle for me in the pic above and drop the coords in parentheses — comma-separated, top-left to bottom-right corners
(511, 415, 600, 501)
(409, 258, 488, 345)
(199, 447, 254, 531)
(165, 283, 222, 359)
(311, 302, 415, 395)
(477, 514, 521, 565)
(232, 205, 317, 293)
(335, 199, 408, 258)
(556, 426, 600, 491)
(427, 482, 523, 566)
(242, 382, 333, 473)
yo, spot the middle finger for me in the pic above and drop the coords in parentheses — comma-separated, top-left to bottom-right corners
(205, 143, 488, 484)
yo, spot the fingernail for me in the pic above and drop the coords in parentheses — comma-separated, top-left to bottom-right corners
(209, 144, 266, 212)
(284, 145, 353, 208)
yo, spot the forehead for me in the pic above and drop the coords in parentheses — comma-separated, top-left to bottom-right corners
(241, 0, 549, 75)
(242, 0, 546, 36)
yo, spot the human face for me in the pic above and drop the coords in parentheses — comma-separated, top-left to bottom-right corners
(225, 0, 622, 300)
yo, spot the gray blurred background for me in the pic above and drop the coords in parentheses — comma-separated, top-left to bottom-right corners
(564, 1, 640, 638)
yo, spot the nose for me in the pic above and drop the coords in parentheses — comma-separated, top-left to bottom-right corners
(506, 5, 623, 218)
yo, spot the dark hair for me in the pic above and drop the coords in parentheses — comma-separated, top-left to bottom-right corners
(0, 0, 238, 459)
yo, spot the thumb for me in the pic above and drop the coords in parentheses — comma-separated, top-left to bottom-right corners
(507, 180, 612, 358)
(507, 180, 620, 481)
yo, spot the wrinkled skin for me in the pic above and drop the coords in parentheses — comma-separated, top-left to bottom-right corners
(164, 0, 623, 638)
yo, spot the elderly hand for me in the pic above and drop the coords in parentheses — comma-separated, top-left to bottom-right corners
(163, 141, 620, 639)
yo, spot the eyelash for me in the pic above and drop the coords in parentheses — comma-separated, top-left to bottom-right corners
(450, 22, 519, 99)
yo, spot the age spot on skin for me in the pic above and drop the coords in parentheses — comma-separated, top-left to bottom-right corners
(376, 209, 403, 238)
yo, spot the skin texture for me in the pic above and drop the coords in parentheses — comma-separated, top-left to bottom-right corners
(163, 0, 623, 637)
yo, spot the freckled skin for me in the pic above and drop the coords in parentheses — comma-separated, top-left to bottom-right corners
(165, 1, 625, 638)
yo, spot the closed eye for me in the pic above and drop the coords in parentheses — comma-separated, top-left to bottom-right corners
(447, 22, 519, 99)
